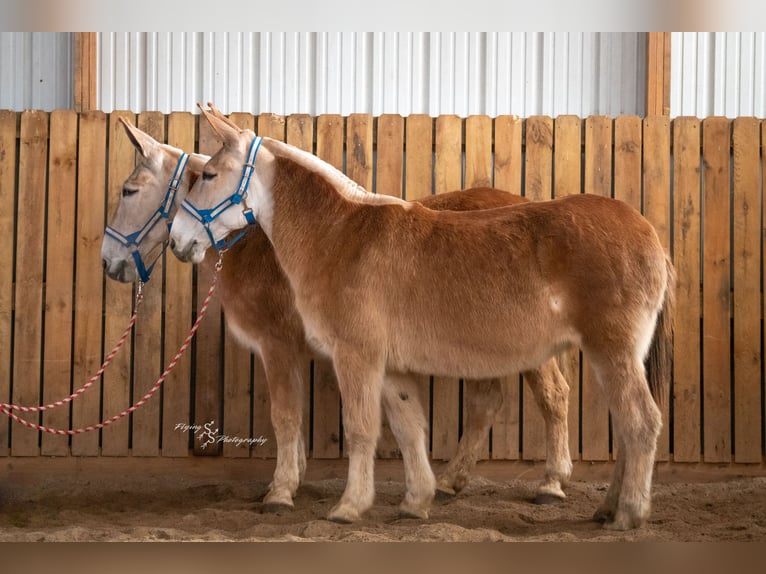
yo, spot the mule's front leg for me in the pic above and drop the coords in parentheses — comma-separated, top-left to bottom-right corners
(327, 350, 384, 523)
(436, 378, 503, 498)
(260, 345, 309, 512)
(382, 373, 436, 518)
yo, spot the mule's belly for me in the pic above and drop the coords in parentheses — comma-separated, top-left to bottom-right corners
(388, 323, 578, 379)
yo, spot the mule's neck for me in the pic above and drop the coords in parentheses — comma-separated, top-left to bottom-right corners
(258, 144, 377, 280)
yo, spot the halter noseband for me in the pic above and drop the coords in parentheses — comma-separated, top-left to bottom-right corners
(104, 153, 190, 283)
(180, 136, 262, 253)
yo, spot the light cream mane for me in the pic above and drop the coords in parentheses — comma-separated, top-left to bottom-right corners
(261, 138, 410, 208)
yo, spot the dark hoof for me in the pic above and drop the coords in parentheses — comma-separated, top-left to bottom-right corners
(592, 509, 614, 524)
(326, 515, 354, 525)
(434, 488, 457, 503)
(533, 493, 565, 505)
(261, 502, 294, 514)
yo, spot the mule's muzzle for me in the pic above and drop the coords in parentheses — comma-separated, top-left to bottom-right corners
(170, 238, 200, 263)
(102, 257, 135, 283)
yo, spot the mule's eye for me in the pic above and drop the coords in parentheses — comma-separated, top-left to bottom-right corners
(202, 172, 217, 181)
(122, 187, 139, 197)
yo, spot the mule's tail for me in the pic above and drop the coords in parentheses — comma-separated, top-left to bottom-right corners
(646, 254, 675, 407)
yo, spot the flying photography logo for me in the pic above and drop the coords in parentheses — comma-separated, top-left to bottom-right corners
(175, 421, 268, 449)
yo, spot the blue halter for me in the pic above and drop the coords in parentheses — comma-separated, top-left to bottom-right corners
(180, 136, 262, 253)
(104, 153, 190, 283)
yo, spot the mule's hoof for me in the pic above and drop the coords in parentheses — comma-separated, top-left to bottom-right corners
(592, 507, 614, 524)
(261, 502, 294, 514)
(603, 509, 646, 531)
(398, 505, 429, 520)
(434, 487, 457, 503)
(533, 492, 565, 505)
(327, 503, 361, 524)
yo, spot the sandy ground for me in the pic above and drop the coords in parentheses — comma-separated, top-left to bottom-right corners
(0, 458, 764, 542)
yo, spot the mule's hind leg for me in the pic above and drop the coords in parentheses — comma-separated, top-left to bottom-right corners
(436, 378, 503, 498)
(523, 358, 572, 504)
(591, 356, 661, 530)
(382, 373, 436, 519)
(593, 429, 625, 523)
(327, 349, 385, 523)
(259, 344, 309, 512)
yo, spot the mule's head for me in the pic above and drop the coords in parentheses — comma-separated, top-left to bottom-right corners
(101, 119, 206, 283)
(169, 103, 274, 264)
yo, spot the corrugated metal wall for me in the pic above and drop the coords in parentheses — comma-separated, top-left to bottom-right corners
(0, 32, 72, 111)
(671, 32, 766, 118)
(2, 33, 764, 119)
(95, 32, 647, 117)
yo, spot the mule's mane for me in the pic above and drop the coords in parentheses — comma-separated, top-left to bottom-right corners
(262, 138, 408, 207)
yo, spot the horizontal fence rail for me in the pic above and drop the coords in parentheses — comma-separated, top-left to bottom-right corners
(0, 110, 764, 463)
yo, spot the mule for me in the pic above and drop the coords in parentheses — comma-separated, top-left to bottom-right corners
(170, 105, 674, 530)
(102, 115, 572, 519)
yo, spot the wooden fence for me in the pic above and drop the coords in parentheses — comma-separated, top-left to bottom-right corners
(0, 110, 764, 464)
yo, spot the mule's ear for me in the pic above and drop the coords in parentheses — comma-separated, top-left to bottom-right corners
(197, 103, 241, 147)
(205, 102, 241, 131)
(119, 117, 159, 158)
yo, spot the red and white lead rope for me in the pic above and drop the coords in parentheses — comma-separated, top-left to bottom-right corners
(1, 283, 145, 415)
(0, 258, 222, 435)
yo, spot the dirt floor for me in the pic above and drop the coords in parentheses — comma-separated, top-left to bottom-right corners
(0, 457, 764, 542)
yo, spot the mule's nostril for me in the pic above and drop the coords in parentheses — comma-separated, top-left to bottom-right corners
(192, 239, 199, 246)
(169, 238, 176, 250)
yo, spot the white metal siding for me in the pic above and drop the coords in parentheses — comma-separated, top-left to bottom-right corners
(671, 32, 766, 118)
(0, 32, 72, 111)
(95, 32, 647, 118)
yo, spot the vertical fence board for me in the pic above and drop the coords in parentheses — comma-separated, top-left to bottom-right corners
(312, 114, 343, 458)
(581, 115, 612, 461)
(672, 117, 702, 462)
(491, 115, 523, 460)
(41, 110, 77, 456)
(702, 117, 732, 463)
(193, 115, 224, 455)
(162, 111, 195, 456)
(11, 111, 48, 455)
(375, 114, 405, 458)
(464, 115, 493, 461)
(0, 111, 16, 456)
(522, 116, 553, 461)
(71, 111, 107, 456)
(221, 112, 258, 459)
(494, 115, 522, 196)
(101, 111, 136, 456)
(431, 115, 462, 460)
(129, 112, 165, 456)
(286, 113, 316, 454)
(405, 115, 433, 201)
(762, 119, 766, 461)
(613, 116, 642, 211)
(641, 116, 671, 462)
(346, 114, 373, 191)
(376, 114, 404, 197)
(258, 113, 286, 141)
(732, 117, 761, 463)
(553, 115, 582, 459)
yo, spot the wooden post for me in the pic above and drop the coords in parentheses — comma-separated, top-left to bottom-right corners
(646, 32, 671, 116)
(74, 33, 97, 112)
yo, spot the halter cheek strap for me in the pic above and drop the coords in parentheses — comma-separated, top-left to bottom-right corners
(104, 153, 190, 283)
(180, 136, 262, 253)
